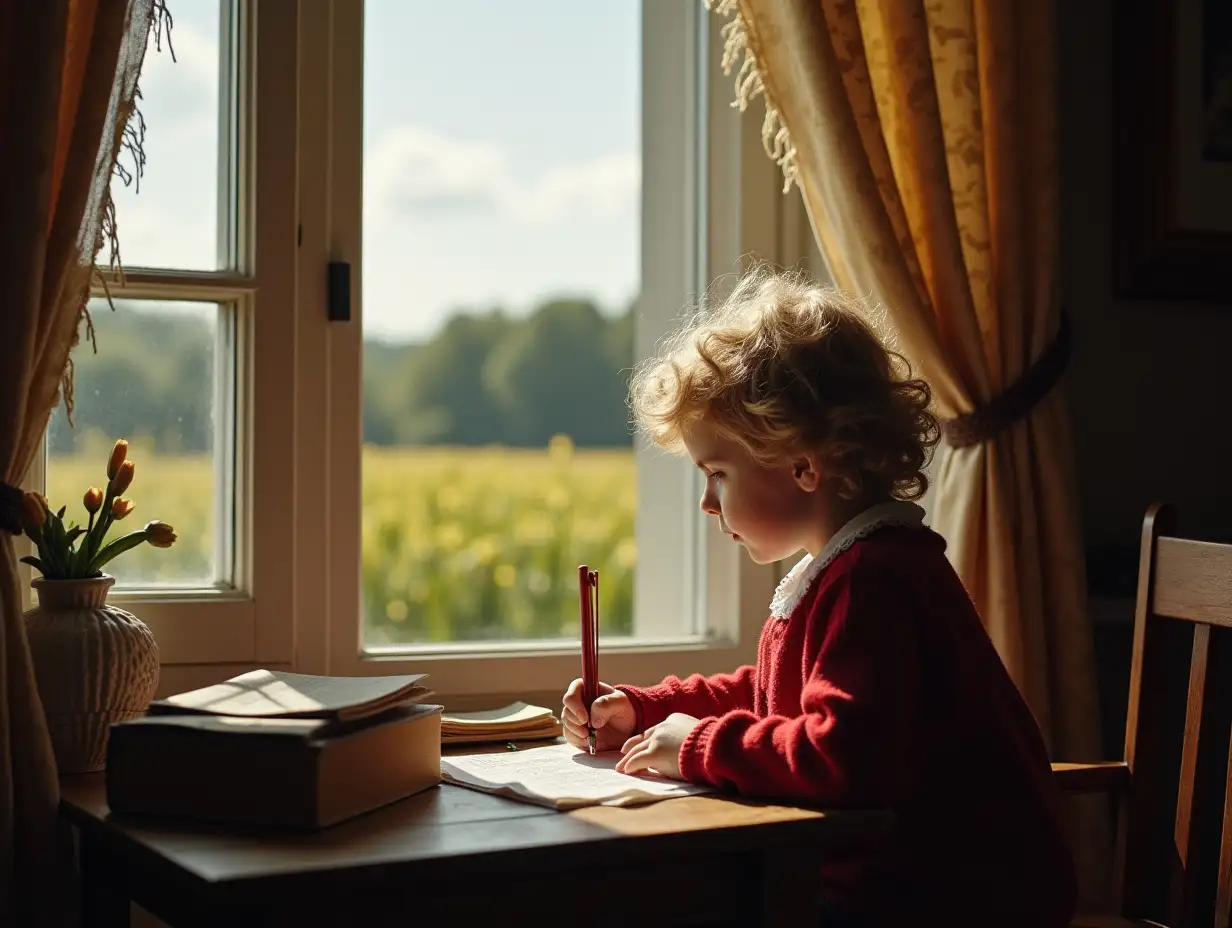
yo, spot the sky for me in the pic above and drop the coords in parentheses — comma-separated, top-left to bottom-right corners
(113, 0, 642, 341)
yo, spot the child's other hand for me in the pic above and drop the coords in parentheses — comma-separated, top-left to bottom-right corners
(615, 712, 701, 781)
(561, 678, 636, 752)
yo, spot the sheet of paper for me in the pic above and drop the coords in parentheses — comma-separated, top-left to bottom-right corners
(441, 701, 555, 728)
(440, 742, 713, 810)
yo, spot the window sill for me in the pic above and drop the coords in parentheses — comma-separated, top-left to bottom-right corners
(363, 633, 729, 659)
(333, 635, 758, 699)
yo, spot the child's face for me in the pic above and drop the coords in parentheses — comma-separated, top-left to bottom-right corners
(682, 422, 822, 565)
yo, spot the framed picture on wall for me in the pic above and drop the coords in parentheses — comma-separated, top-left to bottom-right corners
(1114, 0, 1232, 301)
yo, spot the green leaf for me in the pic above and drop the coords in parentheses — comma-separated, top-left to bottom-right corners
(87, 504, 115, 561)
(56, 505, 66, 520)
(87, 530, 148, 575)
(37, 544, 64, 579)
(35, 507, 73, 578)
(19, 556, 45, 573)
(50, 520, 68, 573)
(65, 527, 91, 578)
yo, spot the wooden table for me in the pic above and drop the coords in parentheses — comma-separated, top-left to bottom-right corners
(61, 761, 891, 928)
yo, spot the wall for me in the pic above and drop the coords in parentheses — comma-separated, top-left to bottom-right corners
(1061, 0, 1232, 551)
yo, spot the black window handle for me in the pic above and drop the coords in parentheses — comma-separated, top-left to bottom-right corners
(327, 261, 351, 322)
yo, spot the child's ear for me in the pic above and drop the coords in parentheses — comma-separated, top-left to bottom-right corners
(791, 454, 822, 492)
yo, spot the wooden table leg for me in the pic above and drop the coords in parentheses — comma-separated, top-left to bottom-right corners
(79, 833, 130, 928)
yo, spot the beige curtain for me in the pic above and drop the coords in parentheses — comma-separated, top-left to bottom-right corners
(0, 2, 164, 923)
(707, 0, 1105, 904)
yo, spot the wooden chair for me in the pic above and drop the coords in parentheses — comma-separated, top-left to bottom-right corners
(1059, 503, 1232, 928)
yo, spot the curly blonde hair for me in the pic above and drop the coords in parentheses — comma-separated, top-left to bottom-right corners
(629, 266, 940, 502)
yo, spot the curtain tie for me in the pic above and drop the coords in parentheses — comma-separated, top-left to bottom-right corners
(939, 309, 1072, 449)
(0, 482, 25, 535)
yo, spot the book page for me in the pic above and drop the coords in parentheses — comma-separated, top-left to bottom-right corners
(441, 702, 554, 728)
(441, 742, 713, 810)
(150, 669, 428, 719)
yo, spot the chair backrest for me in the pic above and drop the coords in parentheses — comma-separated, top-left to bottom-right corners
(1117, 503, 1232, 927)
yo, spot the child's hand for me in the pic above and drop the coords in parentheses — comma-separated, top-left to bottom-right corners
(561, 678, 636, 752)
(614, 712, 701, 780)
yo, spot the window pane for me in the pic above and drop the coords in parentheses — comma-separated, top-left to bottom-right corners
(47, 300, 226, 588)
(110, 0, 224, 270)
(361, 2, 640, 646)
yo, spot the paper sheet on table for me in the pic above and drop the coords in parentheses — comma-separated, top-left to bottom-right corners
(440, 742, 713, 810)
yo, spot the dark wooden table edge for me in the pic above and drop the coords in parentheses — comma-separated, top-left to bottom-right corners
(63, 782, 894, 926)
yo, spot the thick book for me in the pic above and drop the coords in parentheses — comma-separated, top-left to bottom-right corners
(440, 701, 562, 745)
(106, 704, 443, 828)
(146, 668, 431, 723)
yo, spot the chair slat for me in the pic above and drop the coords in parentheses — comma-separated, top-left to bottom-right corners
(1170, 623, 1212, 925)
(1154, 538, 1232, 628)
(1217, 719, 1232, 928)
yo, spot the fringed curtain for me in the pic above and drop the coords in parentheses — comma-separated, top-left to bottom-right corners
(0, 2, 167, 923)
(704, 0, 1106, 906)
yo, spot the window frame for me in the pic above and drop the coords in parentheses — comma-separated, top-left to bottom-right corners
(289, 1, 790, 700)
(20, 0, 301, 668)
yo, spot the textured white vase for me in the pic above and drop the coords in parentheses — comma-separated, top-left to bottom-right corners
(24, 575, 159, 774)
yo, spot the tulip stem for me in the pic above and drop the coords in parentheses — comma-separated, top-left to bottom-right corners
(87, 530, 149, 575)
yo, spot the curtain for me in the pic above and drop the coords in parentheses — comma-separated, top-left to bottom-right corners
(706, 0, 1105, 904)
(0, 2, 165, 923)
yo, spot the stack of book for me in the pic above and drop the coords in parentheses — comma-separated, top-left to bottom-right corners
(105, 669, 440, 829)
(440, 701, 562, 745)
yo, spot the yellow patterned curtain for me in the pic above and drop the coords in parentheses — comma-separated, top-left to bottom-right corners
(707, 0, 1105, 903)
(0, 2, 166, 923)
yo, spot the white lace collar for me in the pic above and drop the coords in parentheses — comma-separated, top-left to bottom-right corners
(768, 500, 926, 619)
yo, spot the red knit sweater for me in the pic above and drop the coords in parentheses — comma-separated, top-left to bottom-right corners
(618, 525, 1076, 928)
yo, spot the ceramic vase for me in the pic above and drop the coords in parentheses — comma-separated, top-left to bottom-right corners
(23, 575, 159, 774)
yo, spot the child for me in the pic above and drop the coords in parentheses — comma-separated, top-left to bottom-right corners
(561, 268, 1076, 927)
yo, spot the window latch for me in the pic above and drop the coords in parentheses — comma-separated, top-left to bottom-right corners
(327, 261, 351, 322)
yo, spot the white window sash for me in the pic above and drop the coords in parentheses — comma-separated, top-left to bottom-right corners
(294, 1, 791, 699)
(21, 0, 300, 668)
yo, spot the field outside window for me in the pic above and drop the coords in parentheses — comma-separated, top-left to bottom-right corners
(358, 1, 673, 650)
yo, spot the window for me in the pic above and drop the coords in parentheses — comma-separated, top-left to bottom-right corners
(48, 298, 229, 589)
(23, 0, 300, 666)
(21, 1, 797, 691)
(304, 0, 785, 697)
(357, 2, 643, 648)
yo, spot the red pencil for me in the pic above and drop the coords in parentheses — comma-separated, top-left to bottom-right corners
(578, 565, 599, 754)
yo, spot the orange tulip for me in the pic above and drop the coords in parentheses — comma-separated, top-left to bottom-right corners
(145, 521, 176, 548)
(83, 487, 104, 514)
(107, 440, 129, 479)
(111, 460, 135, 494)
(111, 498, 134, 520)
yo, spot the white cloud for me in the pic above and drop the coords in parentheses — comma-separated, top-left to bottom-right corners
(136, 21, 218, 133)
(108, 18, 222, 269)
(523, 153, 639, 222)
(365, 126, 639, 228)
(366, 127, 508, 219)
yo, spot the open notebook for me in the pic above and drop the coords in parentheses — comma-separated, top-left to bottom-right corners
(146, 669, 431, 723)
(440, 701, 562, 745)
(441, 742, 713, 810)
